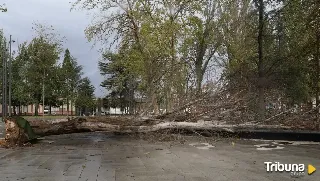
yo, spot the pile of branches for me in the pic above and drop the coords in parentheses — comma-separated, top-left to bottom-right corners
(156, 88, 256, 124)
(155, 87, 320, 130)
(265, 107, 320, 130)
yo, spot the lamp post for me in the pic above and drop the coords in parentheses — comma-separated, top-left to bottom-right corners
(43, 70, 45, 118)
(8, 35, 15, 116)
(1, 39, 6, 121)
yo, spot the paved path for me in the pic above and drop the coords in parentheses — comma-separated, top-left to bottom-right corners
(0, 132, 319, 181)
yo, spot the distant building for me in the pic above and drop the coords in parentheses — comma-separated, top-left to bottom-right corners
(0, 101, 76, 116)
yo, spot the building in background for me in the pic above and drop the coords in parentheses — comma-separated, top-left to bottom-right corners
(0, 101, 76, 116)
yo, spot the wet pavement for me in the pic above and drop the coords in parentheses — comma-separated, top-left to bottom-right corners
(0, 132, 319, 181)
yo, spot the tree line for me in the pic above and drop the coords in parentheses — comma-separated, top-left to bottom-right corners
(72, 0, 320, 120)
(0, 24, 96, 116)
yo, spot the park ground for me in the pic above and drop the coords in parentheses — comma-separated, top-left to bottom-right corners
(0, 132, 319, 181)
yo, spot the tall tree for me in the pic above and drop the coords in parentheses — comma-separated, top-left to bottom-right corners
(255, 0, 266, 121)
(12, 42, 32, 114)
(73, 0, 192, 114)
(26, 23, 63, 116)
(61, 49, 83, 115)
(182, 0, 222, 93)
(75, 77, 95, 115)
(99, 51, 136, 114)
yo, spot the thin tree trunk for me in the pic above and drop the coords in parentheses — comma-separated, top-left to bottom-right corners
(35, 102, 39, 116)
(256, 0, 265, 121)
(67, 98, 69, 116)
(18, 103, 21, 115)
(62, 102, 64, 116)
(316, 34, 319, 107)
(13, 106, 16, 115)
(71, 101, 73, 116)
(152, 93, 159, 115)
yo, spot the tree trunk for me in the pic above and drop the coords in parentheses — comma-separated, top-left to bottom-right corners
(71, 101, 73, 116)
(129, 88, 134, 114)
(67, 98, 69, 116)
(35, 102, 39, 116)
(49, 105, 52, 115)
(97, 100, 101, 116)
(196, 67, 204, 94)
(152, 93, 159, 115)
(62, 102, 64, 116)
(256, 0, 265, 121)
(316, 33, 320, 130)
(18, 104, 21, 115)
(13, 106, 16, 115)
(258, 86, 265, 120)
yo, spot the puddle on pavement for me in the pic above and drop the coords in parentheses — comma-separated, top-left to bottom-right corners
(275, 141, 293, 145)
(189, 143, 215, 150)
(253, 140, 320, 150)
(254, 143, 285, 150)
(256, 146, 284, 151)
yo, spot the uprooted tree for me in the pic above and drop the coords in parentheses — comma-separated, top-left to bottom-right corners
(71, 0, 319, 129)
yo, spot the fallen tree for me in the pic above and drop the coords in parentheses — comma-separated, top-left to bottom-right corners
(26, 116, 310, 136)
(0, 117, 38, 147)
(1, 113, 319, 148)
(1, 86, 319, 147)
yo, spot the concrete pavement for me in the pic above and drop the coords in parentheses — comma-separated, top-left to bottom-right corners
(0, 132, 319, 181)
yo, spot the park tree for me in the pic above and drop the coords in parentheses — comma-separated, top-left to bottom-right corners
(75, 77, 95, 115)
(99, 51, 137, 114)
(25, 23, 63, 116)
(74, 0, 320, 122)
(11, 42, 32, 114)
(73, 0, 194, 114)
(61, 49, 83, 115)
(181, 0, 222, 94)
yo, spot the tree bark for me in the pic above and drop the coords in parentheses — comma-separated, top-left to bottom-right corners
(67, 98, 69, 116)
(13, 106, 16, 115)
(35, 102, 39, 116)
(152, 93, 159, 115)
(18, 104, 21, 115)
(71, 101, 73, 116)
(316, 33, 320, 129)
(196, 67, 204, 94)
(256, 0, 265, 121)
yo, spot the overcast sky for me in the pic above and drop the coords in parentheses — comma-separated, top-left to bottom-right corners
(0, 0, 106, 97)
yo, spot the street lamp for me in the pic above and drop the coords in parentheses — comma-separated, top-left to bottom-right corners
(1, 38, 6, 121)
(43, 70, 45, 118)
(8, 35, 15, 116)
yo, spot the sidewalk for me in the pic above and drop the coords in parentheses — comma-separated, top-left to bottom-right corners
(0, 132, 318, 181)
